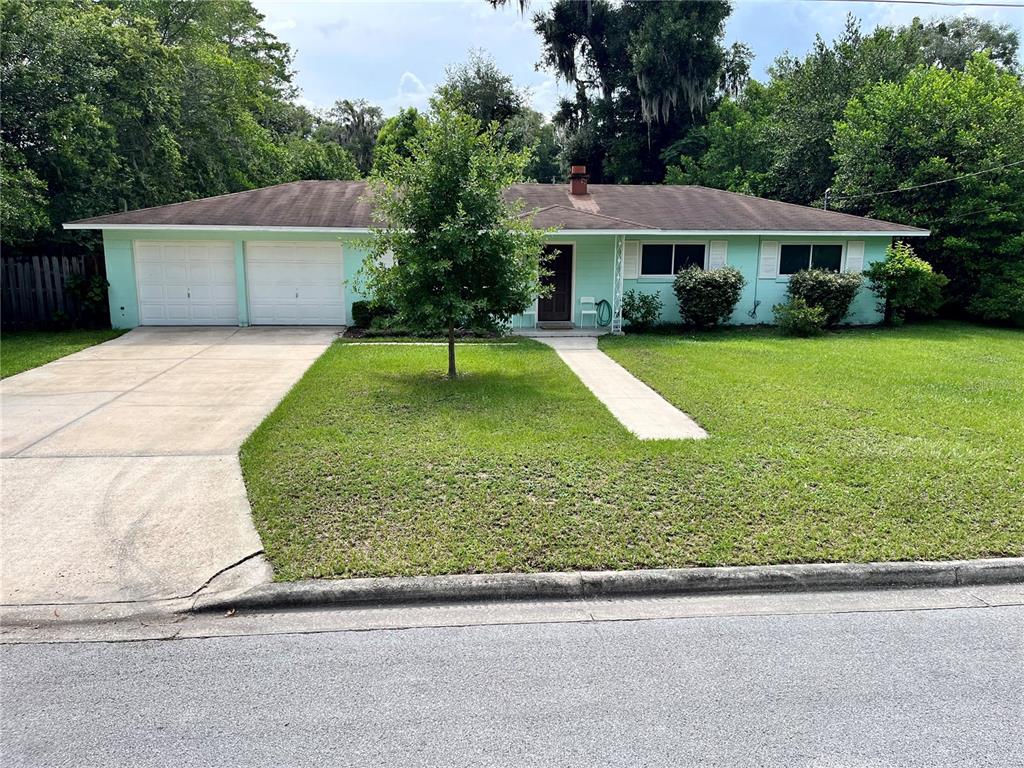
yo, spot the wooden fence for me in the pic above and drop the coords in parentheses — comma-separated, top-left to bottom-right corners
(1, 252, 107, 328)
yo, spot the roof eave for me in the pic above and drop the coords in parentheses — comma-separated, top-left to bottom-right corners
(63, 223, 373, 233)
(550, 228, 930, 237)
(63, 223, 929, 237)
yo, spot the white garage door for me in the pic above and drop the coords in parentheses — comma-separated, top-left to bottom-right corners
(245, 242, 345, 325)
(134, 241, 237, 325)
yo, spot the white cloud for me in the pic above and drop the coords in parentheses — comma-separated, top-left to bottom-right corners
(398, 71, 427, 97)
(384, 70, 432, 113)
(529, 73, 566, 119)
(292, 94, 323, 111)
(265, 16, 297, 33)
(316, 18, 350, 38)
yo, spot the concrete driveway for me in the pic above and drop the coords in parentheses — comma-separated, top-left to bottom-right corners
(1, 327, 337, 607)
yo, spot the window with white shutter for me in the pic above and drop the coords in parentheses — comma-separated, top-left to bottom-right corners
(758, 241, 780, 278)
(624, 241, 640, 279)
(845, 241, 865, 273)
(708, 240, 728, 270)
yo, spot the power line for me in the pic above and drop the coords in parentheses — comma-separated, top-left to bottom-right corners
(764, 1, 1024, 7)
(940, 199, 1024, 221)
(827, 159, 1024, 206)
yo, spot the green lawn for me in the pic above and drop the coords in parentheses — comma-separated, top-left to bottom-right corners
(0, 329, 126, 378)
(240, 322, 1023, 581)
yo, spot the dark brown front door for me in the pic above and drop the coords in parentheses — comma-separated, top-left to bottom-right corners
(538, 244, 572, 321)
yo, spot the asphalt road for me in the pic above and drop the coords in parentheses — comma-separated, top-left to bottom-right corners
(3, 603, 1022, 767)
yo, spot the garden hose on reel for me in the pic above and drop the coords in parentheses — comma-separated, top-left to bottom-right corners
(595, 299, 613, 327)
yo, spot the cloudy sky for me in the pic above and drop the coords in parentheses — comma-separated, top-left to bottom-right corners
(251, 0, 1024, 116)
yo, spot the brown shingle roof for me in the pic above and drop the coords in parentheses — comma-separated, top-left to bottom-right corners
(517, 204, 654, 230)
(69, 180, 374, 228)
(66, 180, 928, 234)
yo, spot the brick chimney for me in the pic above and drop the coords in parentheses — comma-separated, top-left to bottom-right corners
(569, 165, 588, 196)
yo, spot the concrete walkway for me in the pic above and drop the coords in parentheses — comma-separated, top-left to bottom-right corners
(0, 326, 337, 607)
(537, 336, 707, 440)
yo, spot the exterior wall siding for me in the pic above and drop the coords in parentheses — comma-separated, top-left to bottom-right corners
(102, 232, 140, 329)
(622, 234, 891, 327)
(101, 229, 368, 329)
(100, 229, 891, 330)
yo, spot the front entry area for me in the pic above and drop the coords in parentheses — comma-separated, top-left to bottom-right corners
(538, 243, 574, 322)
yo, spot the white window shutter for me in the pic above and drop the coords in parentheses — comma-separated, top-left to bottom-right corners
(381, 249, 395, 268)
(624, 241, 640, 279)
(708, 240, 728, 270)
(758, 241, 780, 278)
(845, 241, 865, 273)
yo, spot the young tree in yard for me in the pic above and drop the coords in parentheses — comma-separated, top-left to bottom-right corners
(364, 101, 549, 378)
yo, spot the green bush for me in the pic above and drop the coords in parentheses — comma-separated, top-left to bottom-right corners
(63, 273, 110, 328)
(968, 264, 1024, 326)
(773, 297, 827, 336)
(864, 242, 948, 324)
(351, 299, 398, 329)
(786, 268, 862, 326)
(351, 300, 373, 328)
(622, 289, 662, 331)
(672, 265, 745, 327)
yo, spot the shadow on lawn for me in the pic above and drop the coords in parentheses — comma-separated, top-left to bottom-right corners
(374, 367, 557, 407)
(607, 319, 1019, 346)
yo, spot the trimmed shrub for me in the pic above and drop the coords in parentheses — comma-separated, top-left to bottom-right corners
(773, 297, 826, 337)
(351, 299, 398, 329)
(864, 242, 948, 324)
(673, 265, 745, 327)
(786, 268, 862, 326)
(351, 300, 373, 328)
(622, 289, 662, 331)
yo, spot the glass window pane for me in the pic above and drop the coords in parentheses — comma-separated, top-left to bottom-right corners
(641, 244, 673, 275)
(674, 243, 706, 272)
(779, 244, 811, 275)
(812, 244, 843, 272)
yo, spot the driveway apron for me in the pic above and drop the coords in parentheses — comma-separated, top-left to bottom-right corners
(0, 327, 336, 606)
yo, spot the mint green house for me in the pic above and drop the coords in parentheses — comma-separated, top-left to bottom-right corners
(65, 173, 928, 331)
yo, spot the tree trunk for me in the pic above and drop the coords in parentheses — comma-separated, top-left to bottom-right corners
(447, 321, 457, 379)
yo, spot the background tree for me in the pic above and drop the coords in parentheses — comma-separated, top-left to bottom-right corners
(532, 0, 734, 183)
(1, 0, 361, 264)
(669, 14, 1020, 205)
(315, 99, 384, 175)
(665, 81, 774, 193)
(285, 139, 360, 181)
(904, 16, 1019, 71)
(436, 51, 563, 181)
(437, 51, 528, 125)
(364, 100, 548, 378)
(372, 107, 428, 173)
(517, 115, 563, 182)
(831, 55, 1024, 323)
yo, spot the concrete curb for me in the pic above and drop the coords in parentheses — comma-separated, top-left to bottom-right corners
(195, 557, 1024, 613)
